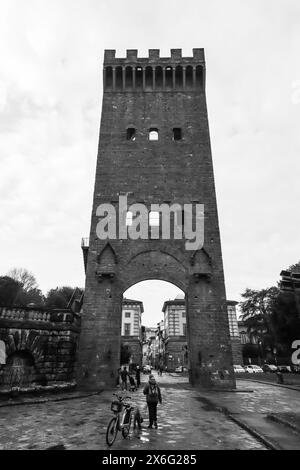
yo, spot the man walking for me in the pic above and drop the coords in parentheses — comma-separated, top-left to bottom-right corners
(120, 366, 128, 391)
(135, 365, 141, 388)
(143, 374, 162, 429)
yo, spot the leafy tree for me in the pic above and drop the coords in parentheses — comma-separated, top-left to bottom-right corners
(287, 261, 300, 273)
(45, 286, 76, 309)
(239, 287, 279, 350)
(14, 288, 45, 308)
(0, 276, 22, 306)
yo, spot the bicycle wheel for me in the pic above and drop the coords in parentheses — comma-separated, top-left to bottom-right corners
(106, 417, 118, 447)
(122, 414, 132, 439)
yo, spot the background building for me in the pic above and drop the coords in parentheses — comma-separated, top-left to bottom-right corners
(121, 298, 143, 366)
(162, 294, 187, 371)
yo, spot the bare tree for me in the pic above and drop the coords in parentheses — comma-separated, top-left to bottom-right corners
(7, 268, 38, 292)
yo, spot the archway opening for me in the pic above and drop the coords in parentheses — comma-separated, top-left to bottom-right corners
(2, 350, 35, 388)
(120, 280, 188, 382)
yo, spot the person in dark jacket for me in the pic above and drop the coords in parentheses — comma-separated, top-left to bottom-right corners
(143, 374, 162, 428)
(120, 367, 128, 390)
(135, 366, 141, 388)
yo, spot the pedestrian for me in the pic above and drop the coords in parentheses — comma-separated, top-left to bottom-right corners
(128, 373, 137, 392)
(136, 366, 141, 388)
(120, 366, 128, 390)
(116, 367, 121, 387)
(159, 364, 163, 376)
(143, 374, 162, 429)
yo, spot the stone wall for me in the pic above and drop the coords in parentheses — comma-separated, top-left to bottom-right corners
(0, 306, 80, 391)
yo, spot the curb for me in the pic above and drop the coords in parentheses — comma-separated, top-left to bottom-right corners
(267, 414, 300, 435)
(0, 391, 103, 408)
(240, 378, 300, 393)
(198, 395, 280, 450)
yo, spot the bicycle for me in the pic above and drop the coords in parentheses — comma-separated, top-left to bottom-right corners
(106, 392, 134, 447)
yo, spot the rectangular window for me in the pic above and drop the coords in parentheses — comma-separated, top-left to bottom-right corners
(124, 323, 131, 335)
(173, 128, 182, 140)
(182, 311, 186, 318)
(183, 323, 187, 336)
(125, 311, 131, 318)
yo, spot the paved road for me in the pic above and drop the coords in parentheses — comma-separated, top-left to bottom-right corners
(0, 372, 266, 450)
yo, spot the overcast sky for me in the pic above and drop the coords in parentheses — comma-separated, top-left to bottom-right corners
(1, 0, 299, 326)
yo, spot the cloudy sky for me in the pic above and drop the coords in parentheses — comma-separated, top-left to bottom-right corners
(1, 0, 299, 325)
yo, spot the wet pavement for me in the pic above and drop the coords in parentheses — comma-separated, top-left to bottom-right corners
(0, 372, 267, 450)
(1, 373, 300, 450)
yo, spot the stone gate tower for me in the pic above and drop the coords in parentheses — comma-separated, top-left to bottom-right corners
(77, 49, 235, 390)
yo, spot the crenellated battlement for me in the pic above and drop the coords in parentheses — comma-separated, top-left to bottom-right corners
(104, 48, 205, 64)
(103, 48, 205, 92)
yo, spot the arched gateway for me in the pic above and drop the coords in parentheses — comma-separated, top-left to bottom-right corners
(76, 48, 235, 390)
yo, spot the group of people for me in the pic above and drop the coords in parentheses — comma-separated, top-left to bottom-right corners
(117, 366, 141, 391)
(116, 365, 162, 429)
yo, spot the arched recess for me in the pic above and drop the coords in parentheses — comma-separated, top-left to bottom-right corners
(96, 242, 118, 281)
(119, 249, 187, 294)
(3, 350, 36, 388)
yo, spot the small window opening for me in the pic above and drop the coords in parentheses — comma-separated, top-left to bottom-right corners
(173, 128, 182, 141)
(126, 128, 136, 141)
(149, 211, 160, 226)
(149, 128, 158, 141)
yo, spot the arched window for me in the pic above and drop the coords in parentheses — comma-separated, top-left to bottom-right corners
(105, 67, 113, 90)
(165, 66, 173, 89)
(155, 66, 163, 90)
(186, 65, 193, 89)
(125, 66, 133, 89)
(115, 66, 123, 90)
(175, 65, 183, 89)
(0, 340, 6, 364)
(145, 66, 153, 89)
(135, 67, 143, 90)
(149, 128, 159, 141)
(196, 65, 203, 89)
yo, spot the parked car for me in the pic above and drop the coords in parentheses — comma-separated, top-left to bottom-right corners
(175, 366, 183, 372)
(250, 365, 264, 373)
(233, 365, 245, 373)
(262, 364, 278, 372)
(244, 365, 263, 373)
(277, 365, 292, 373)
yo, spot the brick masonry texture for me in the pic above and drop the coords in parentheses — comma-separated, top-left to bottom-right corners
(76, 49, 235, 390)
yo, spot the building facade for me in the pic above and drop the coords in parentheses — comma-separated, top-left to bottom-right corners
(163, 295, 187, 371)
(121, 298, 143, 366)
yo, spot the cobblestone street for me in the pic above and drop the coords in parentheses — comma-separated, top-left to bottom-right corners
(0, 372, 269, 450)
